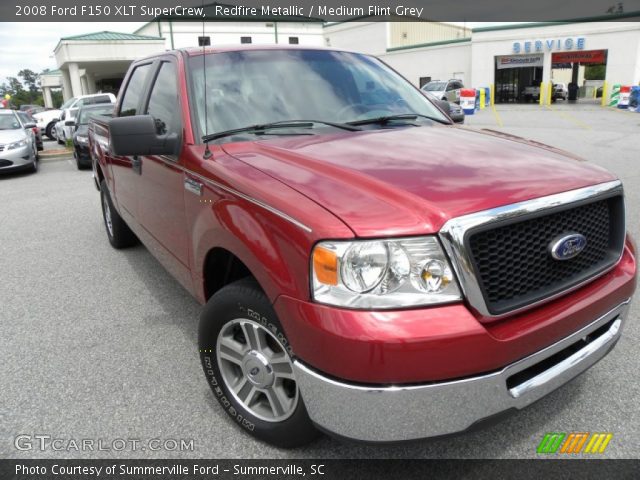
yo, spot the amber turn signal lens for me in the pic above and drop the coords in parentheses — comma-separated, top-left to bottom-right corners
(313, 246, 338, 285)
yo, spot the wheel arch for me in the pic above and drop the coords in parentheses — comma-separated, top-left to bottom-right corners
(202, 247, 256, 301)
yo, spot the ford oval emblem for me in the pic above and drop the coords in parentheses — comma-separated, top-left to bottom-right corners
(549, 233, 587, 261)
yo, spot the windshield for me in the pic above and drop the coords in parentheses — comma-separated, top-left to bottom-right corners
(423, 82, 446, 91)
(0, 113, 21, 130)
(60, 97, 77, 110)
(78, 105, 114, 124)
(189, 49, 447, 139)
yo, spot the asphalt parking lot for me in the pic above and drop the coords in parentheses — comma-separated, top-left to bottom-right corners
(1, 103, 638, 459)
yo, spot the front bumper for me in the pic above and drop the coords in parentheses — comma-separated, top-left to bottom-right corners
(0, 144, 33, 170)
(74, 142, 90, 164)
(295, 300, 629, 442)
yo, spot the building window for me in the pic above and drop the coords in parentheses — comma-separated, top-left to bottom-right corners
(241, 36, 252, 44)
(288, 37, 299, 45)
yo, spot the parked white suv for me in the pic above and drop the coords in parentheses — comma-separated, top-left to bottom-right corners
(421, 79, 464, 103)
(33, 93, 116, 141)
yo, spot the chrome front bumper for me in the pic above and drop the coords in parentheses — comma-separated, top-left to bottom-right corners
(294, 300, 630, 442)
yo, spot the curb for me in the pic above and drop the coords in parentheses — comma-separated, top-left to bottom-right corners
(39, 150, 73, 161)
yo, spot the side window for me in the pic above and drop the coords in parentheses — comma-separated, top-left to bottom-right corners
(446, 82, 455, 91)
(146, 62, 181, 139)
(119, 64, 152, 117)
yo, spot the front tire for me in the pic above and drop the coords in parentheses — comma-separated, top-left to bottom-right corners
(29, 145, 38, 173)
(46, 122, 56, 140)
(198, 278, 320, 448)
(99, 179, 138, 249)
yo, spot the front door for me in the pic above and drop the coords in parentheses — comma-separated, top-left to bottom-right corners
(109, 63, 153, 223)
(137, 60, 191, 288)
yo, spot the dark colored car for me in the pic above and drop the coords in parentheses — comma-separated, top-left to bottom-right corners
(16, 111, 43, 151)
(88, 46, 636, 447)
(69, 103, 114, 169)
(423, 90, 464, 123)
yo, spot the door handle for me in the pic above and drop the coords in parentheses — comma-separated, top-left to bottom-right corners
(184, 177, 203, 196)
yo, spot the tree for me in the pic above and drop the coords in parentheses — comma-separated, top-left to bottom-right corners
(18, 69, 40, 94)
(0, 69, 48, 108)
(584, 65, 606, 80)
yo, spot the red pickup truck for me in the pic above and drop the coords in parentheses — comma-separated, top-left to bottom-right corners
(89, 46, 636, 447)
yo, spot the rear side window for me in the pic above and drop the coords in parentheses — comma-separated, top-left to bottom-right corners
(146, 62, 181, 137)
(92, 95, 111, 104)
(120, 64, 152, 117)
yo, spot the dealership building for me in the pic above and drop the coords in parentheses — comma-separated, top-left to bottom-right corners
(43, 11, 640, 106)
(326, 14, 640, 103)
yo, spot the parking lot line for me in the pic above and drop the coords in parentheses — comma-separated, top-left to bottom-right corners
(545, 106, 592, 130)
(491, 105, 504, 127)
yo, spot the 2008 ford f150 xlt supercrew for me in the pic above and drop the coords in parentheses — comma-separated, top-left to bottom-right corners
(88, 46, 636, 448)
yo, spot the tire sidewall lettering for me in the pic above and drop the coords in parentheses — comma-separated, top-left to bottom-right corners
(237, 303, 294, 356)
(201, 354, 255, 432)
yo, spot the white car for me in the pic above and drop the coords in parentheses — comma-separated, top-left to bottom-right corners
(421, 79, 464, 103)
(554, 82, 568, 101)
(33, 93, 116, 141)
(55, 107, 79, 145)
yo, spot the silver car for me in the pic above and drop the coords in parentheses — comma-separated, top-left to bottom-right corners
(421, 79, 464, 103)
(0, 110, 39, 173)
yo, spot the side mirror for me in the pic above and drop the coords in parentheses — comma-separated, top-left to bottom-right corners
(109, 115, 179, 156)
(451, 113, 465, 124)
(24, 123, 37, 129)
(65, 120, 75, 127)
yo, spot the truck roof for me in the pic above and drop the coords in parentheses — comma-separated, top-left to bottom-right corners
(181, 44, 356, 57)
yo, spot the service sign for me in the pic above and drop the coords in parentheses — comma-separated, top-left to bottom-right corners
(513, 37, 586, 54)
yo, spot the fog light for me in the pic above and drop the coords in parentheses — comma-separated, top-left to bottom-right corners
(419, 260, 452, 293)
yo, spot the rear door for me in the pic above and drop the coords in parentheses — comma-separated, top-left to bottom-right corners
(136, 57, 191, 287)
(109, 62, 153, 223)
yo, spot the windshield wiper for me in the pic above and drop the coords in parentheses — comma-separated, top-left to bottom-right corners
(202, 120, 360, 143)
(346, 113, 449, 126)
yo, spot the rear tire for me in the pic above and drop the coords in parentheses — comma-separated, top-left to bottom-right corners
(99, 179, 138, 249)
(199, 278, 320, 448)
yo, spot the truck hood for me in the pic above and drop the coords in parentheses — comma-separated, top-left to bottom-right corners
(222, 125, 616, 237)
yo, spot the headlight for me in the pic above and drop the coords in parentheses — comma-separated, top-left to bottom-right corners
(312, 237, 461, 309)
(76, 135, 88, 144)
(7, 139, 27, 150)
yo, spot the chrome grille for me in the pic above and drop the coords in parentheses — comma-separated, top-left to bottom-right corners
(439, 181, 626, 318)
(467, 196, 623, 315)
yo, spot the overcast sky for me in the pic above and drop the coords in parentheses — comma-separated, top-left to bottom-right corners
(0, 22, 146, 84)
(0, 21, 506, 86)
